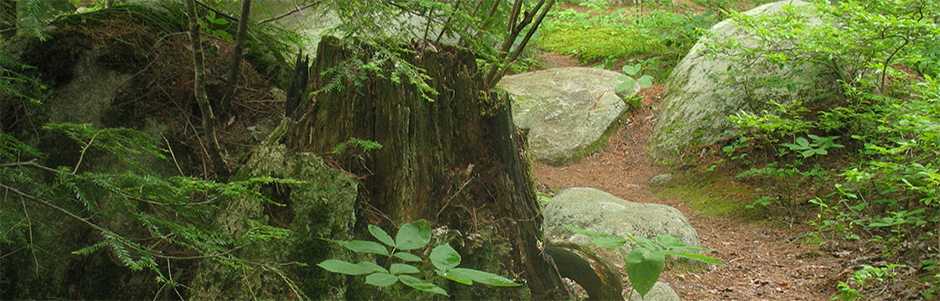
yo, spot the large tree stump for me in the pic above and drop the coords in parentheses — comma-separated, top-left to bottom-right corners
(286, 36, 572, 299)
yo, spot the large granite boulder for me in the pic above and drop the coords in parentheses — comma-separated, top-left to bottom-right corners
(543, 187, 702, 269)
(648, 0, 838, 161)
(499, 67, 636, 164)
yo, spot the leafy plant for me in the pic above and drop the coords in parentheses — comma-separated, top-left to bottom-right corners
(318, 221, 520, 297)
(564, 224, 723, 298)
(832, 264, 906, 301)
(200, 10, 233, 42)
(0, 124, 303, 297)
(332, 137, 383, 155)
(780, 135, 844, 158)
(617, 63, 654, 94)
(711, 1, 940, 296)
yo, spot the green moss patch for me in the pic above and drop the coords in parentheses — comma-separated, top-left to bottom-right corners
(538, 23, 666, 63)
(654, 170, 760, 219)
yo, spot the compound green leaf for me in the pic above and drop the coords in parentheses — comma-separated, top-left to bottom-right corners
(336, 240, 389, 256)
(391, 263, 420, 275)
(394, 251, 423, 262)
(396, 221, 431, 250)
(317, 260, 387, 275)
(449, 268, 521, 287)
(430, 243, 461, 272)
(365, 272, 399, 287)
(399, 275, 449, 296)
(369, 224, 396, 247)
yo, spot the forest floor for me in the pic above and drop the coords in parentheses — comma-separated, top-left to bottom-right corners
(530, 53, 846, 300)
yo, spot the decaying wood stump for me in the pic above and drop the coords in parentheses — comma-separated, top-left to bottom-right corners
(285, 36, 573, 299)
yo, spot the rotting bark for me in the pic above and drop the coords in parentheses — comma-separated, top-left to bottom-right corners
(286, 36, 572, 300)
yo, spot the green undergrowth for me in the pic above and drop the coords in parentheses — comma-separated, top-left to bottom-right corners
(536, 1, 724, 77)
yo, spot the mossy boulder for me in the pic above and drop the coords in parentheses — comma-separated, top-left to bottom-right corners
(648, 0, 838, 161)
(189, 120, 358, 300)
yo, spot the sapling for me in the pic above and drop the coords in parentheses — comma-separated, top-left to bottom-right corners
(318, 221, 520, 297)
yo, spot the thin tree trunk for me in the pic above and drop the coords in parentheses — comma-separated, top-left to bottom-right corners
(222, 0, 251, 110)
(483, 0, 556, 89)
(286, 36, 572, 300)
(184, 0, 228, 178)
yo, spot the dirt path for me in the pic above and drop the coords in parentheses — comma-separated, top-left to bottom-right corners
(530, 55, 841, 300)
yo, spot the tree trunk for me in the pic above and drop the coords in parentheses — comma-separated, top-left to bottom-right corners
(222, 0, 251, 111)
(184, 0, 228, 178)
(286, 36, 572, 299)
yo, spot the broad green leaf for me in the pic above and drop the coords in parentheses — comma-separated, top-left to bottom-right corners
(625, 248, 665, 298)
(656, 235, 684, 248)
(317, 260, 387, 275)
(437, 268, 472, 285)
(796, 137, 810, 147)
(592, 236, 628, 248)
(637, 75, 654, 88)
(394, 251, 423, 262)
(430, 243, 461, 272)
(663, 251, 725, 265)
(449, 268, 521, 287)
(391, 263, 420, 275)
(780, 143, 803, 150)
(336, 240, 389, 256)
(621, 64, 640, 75)
(617, 81, 636, 94)
(626, 234, 660, 250)
(212, 30, 233, 42)
(365, 273, 399, 286)
(369, 225, 396, 247)
(564, 224, 610, 238)
(396, 221, 431, 250)
(664, 245, 715, 253)
(801, 149, 816, 158)
(399, 275, 449, 296)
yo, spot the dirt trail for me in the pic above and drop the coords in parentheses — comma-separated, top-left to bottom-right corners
(530, 55, 841, 300)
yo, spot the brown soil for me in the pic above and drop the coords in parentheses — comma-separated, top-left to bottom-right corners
(531, 53, 842, 300)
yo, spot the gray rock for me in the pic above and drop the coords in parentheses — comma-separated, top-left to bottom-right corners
(648, 0, 838, 161)
(543, 187, 703, 269)
(266, 3, 458, 53)
(627, 282, 682, 301)
(649, 174, 674, 186)
(498, 67, 636, 164)
(48, 48, 133, 126)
